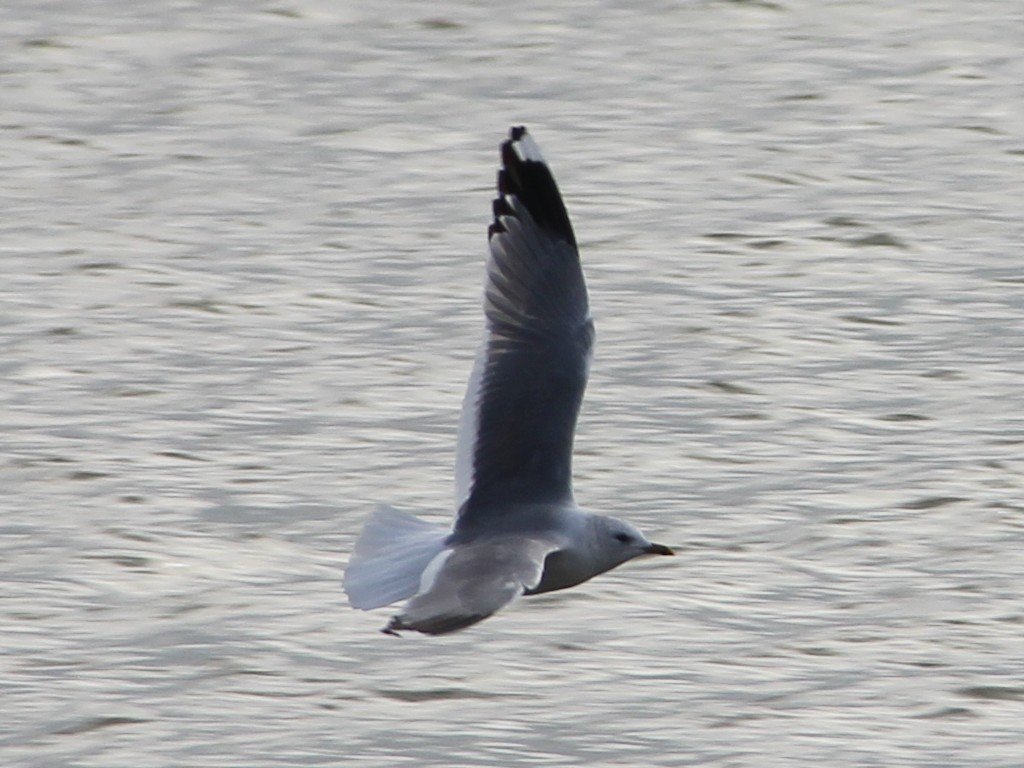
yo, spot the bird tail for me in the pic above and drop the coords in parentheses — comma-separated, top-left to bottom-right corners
(343, 505, 449, 610)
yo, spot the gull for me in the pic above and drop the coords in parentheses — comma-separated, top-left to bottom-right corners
(344, 126, 673, 635)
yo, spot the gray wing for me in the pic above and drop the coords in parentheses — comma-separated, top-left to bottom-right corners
(454, 127, 594, 523)
(383, 538, 558, 635)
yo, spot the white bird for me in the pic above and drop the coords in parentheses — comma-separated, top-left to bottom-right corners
(344, 126, 673, 635)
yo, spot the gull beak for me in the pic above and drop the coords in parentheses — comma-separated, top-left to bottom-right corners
(645, 542, 675, 556)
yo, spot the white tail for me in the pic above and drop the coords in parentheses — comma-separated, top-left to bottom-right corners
(343, 506, 449, 610)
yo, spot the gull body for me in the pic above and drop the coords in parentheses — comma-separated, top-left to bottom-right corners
(343, 127, 673, 635)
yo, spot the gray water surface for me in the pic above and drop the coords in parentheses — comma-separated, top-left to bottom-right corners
(3, 1, 1023, 766)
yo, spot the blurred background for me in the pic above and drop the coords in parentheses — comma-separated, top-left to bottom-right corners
(2, 1, 1022, 765)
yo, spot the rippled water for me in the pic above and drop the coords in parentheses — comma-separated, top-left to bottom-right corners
(3, 1, 1022, 766)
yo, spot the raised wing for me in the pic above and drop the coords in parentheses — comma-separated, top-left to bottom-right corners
(454, 127, 594, 523)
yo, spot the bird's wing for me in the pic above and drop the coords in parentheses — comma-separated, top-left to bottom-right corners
(454, 126, 594, 522)
(383, 537, 558, 635)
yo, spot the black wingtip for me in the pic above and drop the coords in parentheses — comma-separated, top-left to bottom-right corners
(488, 126, 577, 248)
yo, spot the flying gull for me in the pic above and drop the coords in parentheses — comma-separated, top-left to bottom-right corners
(344, 126, 673, 635)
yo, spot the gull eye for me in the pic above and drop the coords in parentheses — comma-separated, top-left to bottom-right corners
(613, 532, 633, 544)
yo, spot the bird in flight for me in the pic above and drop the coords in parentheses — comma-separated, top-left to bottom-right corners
(344, 126, 673, 635)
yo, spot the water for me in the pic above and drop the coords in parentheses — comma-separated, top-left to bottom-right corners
(2, 1, 1022, 765)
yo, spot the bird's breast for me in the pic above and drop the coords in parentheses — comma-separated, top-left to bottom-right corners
(528, 549, 599, 595)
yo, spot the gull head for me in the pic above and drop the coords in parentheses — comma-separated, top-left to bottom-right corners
(590, 515, 675, 570)
(528, 512, 675, 596)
